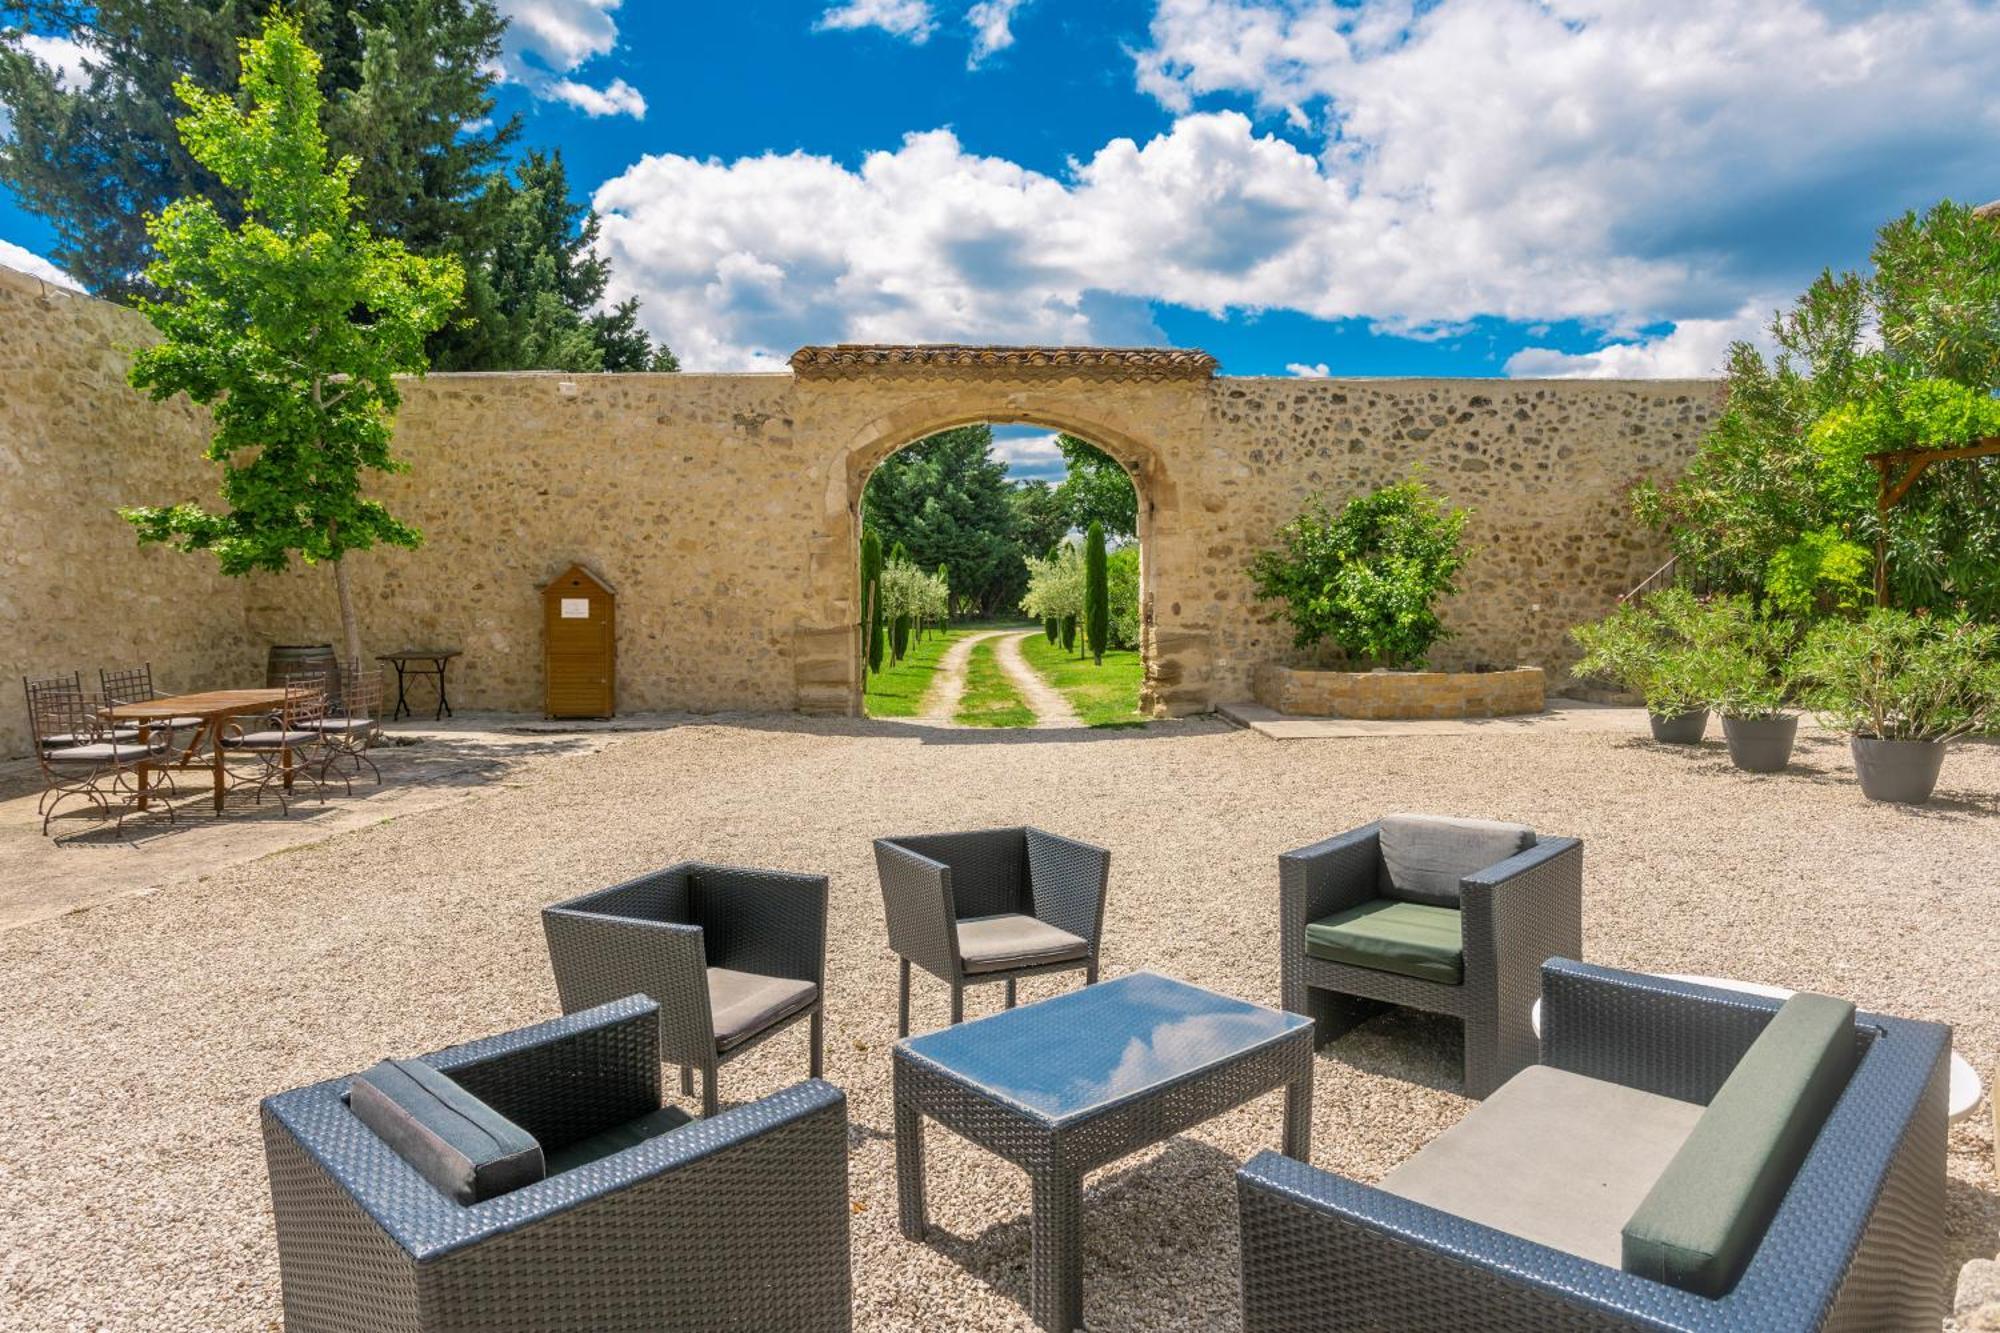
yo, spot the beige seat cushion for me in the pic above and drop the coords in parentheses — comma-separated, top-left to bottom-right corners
(706, 967, 817, 1050)
(1378, 813, 1536, 907)
(1380, 1065, 1704, 1267)
(956, 913, 1088, 974)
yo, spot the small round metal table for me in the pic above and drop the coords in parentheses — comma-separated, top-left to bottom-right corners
(376, 650, 461, 722)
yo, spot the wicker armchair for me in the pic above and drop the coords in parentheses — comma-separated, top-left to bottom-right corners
(24, 676, 175, 834)
(1238, 960, 1949, 1332)
(261, 996, 853, 1332)
(1280, 815, 1581, 1098)
(543, 863, 828, 1116)
(874, 827, 1111, 1036)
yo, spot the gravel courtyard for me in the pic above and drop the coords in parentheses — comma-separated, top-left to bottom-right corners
(4, 716, 1997, 1330)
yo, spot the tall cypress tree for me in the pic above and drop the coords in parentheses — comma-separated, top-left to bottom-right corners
(860, 528, 884, 675)
(1084, 521, 1108, 665)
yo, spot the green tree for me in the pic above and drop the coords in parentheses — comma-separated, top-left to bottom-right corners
(859, 528, 884, 674)
(0, 0, 513, 301)
(119, 14, 463, 668)
(1054, 435, 1138, 540)
(1010, 479, 1070, 557)
(862, 424, 1021, 614)
(431, 149, 675, 372)
(1084, 520, 1108, 665)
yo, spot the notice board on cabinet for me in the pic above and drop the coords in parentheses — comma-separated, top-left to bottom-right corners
(541, 562, 615, 718)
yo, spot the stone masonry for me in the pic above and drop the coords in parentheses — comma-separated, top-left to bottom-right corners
(1, 267, 1721, 754)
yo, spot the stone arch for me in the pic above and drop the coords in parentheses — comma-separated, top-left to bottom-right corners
(785, 346, 1217, 718)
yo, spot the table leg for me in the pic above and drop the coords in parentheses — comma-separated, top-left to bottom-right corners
(1283, 1055, 1314, 1161)
(894, 1093, 928, 1241)
(136, 723, 152, 810)
(212, 729, 227, 814)
(390, 662, 412, 721)
(433, 658, 451, 720)
(282, 743, 294, 791)
(1030, 1166, 1085, 1332)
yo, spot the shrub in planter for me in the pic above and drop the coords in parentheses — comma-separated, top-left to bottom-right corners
(1044, 616, 1058, 644)
(1571, 587, 1713, 741)
(1680, 596, 1801, 772)
(1250, 478, 1469, 669)
(1793, 609, 2000, 802)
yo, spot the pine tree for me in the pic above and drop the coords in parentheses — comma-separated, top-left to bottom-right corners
(1084, 521, 1108, 665)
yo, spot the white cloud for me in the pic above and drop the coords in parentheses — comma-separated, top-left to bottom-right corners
(542, 76, 646, 118)
(967, 0, 1029, 65)
(1286, 361, 1331, 377)
(1504, 298, 1775, 379)
(492, 0, 645, 118)
(0, 239, 82, 290)
(817, 0, 938, 42)
(591, 2, 2000, 373)
(991, 430, 1065, 476)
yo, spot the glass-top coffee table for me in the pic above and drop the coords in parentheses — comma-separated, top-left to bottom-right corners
(893, 971, 1314, 1332)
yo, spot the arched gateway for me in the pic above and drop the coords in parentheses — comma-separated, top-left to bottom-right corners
(786, 345, 1217, 718)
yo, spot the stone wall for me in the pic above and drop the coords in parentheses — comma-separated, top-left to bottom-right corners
(0, 267, 262, 757)
(0, 267, 1721, 754)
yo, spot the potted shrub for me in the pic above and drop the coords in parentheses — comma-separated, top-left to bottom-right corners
(1571, 587, 1712, 742)
(1685, 596, 1801, 773)
(1793, 609, 2000, 803)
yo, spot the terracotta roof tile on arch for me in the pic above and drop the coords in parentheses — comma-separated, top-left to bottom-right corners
(787, 344, 1220, 380)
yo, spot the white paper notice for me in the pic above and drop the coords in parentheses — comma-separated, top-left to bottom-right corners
(560, 598, 590, 619)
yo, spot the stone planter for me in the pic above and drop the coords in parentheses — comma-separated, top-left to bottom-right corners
(1252, 663, 1545, 720)
(1647, 708, 1709, 744)
(1850, 736, 1948, 804)
(1721, 714, 1797, 773)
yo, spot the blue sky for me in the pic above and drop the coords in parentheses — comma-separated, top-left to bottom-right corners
(5, 0, 1999, 428)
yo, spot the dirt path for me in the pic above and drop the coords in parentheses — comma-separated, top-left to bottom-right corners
(916, 629, 1008, 723)
(994, 630, 1084, 729)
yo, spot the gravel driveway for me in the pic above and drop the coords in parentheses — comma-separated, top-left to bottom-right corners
(3, 716, 1995, 1330)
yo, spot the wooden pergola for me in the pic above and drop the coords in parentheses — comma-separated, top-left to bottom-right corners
(1865, 435, 2000, 604)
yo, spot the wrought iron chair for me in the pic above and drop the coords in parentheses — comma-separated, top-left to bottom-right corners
(873, 827, 1111, 1035)
(99, 662, 207, 751)
(309, 660, 384, 791)
(24, 677, 176, 834)
(219, 679, 328, 813)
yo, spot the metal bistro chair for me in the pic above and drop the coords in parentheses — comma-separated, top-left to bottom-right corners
(24, 676, 177, 834)
(100, 662, 208, 753)
(309, 661, 385, 792)
(219, 679, 329, 813)
(873, 827, 1111, 1035)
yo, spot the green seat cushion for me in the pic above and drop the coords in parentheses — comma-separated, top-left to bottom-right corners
(545, 1106, 693, 1175)
(1622, 992, 1858, 1298)
(1303, 899, 1463, 985)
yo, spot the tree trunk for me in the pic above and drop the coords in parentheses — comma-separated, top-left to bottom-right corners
(334, 556, 363, 669)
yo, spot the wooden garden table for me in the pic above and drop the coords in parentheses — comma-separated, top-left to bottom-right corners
(107, 688, 291, 814)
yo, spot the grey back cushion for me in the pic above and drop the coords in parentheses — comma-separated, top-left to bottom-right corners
(1377, 814, 1536, 907)
(348, 1058, 545, 1205)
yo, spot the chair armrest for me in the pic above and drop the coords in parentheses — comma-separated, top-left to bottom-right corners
(1279, 824, 1381, 940)
(1025, 827, 1111, 947)
(1458, 836, 1582, 1013)
(548, 864, 693, 923)
(429, 996, 663, 1150)
(1538, 959, 1787, 1105)
(1237, 1150, 1713, 1331)
(541, 906, 715, 1070)
(690, 864, 828, 989)
(875, 838, 960, 978)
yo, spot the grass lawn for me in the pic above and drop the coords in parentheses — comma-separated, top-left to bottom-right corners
(954, 638, 1036, 727)
(1019, 631, 1146, 727)
(863, 625, 972, 717)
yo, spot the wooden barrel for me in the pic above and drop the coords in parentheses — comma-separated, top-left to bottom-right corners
(267, 643, 342, 707)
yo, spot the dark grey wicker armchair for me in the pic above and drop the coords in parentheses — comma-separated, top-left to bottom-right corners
(874, 827, 1110, 1035)
(1238, 960, 1949, 1331)
(261, 996, 853, 1332)
(543, 862, 827, 1116)
(1280, 815, 1581, 1098)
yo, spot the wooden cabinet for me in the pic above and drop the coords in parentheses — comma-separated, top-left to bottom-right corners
(542, 563, 615, 718)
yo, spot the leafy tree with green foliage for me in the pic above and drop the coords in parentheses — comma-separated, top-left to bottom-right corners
(1107, 546, 1140, 650)
(1009, 479, 1070, 558)
(1054, 435, 1137, 540)
(1251, 478, 1470, 669)
(859, 528, 884, 674)
(862, 424, 1022, 615)
(1084, 520, 1108, 665)
(119, 14, 462, 669)
(431, 149, 676, 372)
(0, 0, 512, 300)
(1633, 201, 2000, 617)
(1793, 608, 2000, 741)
